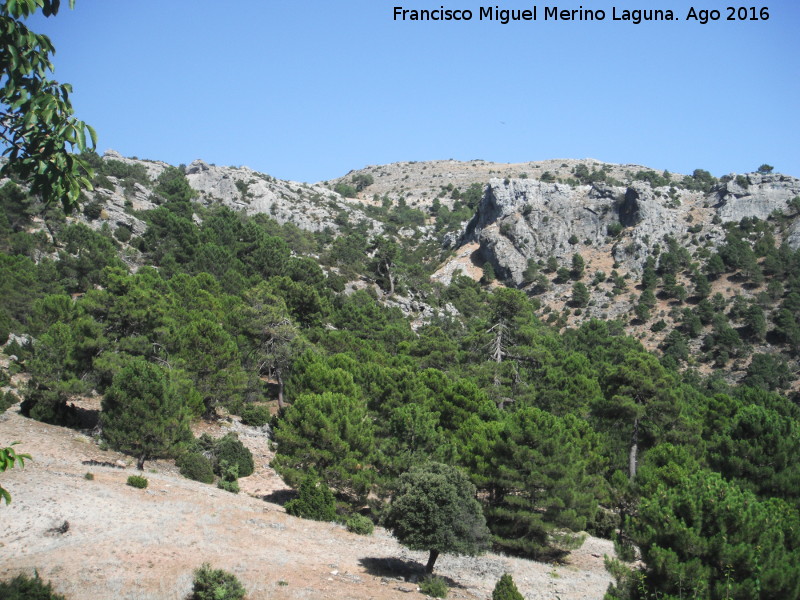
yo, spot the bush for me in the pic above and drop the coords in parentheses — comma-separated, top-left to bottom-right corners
(216, 461, 240, 494)
(190, 564, 246, 600)
(177, 452, 215, 484)
(1, 390, 19, 414)
(240, 404, 270, 427)
(346, 514, 374, 535)
(82, 201, 103, 220)
(84, 472, 94, 481)
(126, 475, 148, 489)
(285, 470, 337, 521)
(607, 222, 624, 237)
(20, 387, 79, 427)
(0, 572, 66, 600)
(419, 575, 448, 598)
(586, 507, 620, 539)
(492, 574, 524, 600)
(213, 433, 254, 478)
(113, 226, 132, 243)
(334, 182, 357, 198)
(217, 478, 240, 494)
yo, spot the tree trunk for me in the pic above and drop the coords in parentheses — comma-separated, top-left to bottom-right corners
(137, 455, 146, 471)
(628, 418, 639, 481)
(387, 268, 395, 297)
(381, 260, 395, 297)
(276, 372, 286, 410)
(425, 549, 439, 574)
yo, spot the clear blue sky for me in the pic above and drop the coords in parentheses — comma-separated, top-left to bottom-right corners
(28, 1, 800, 182)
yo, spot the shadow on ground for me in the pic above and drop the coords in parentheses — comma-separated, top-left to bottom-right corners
(260, 489, 295, 506)
(358, 557, 465, 588)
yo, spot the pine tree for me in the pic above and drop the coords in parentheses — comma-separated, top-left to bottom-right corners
(272, 391, 376, 502)
(480, 407, 597, 559)
(492, 573, 524, 600)
(101, 357, 192, 470)
(284, 470, 337, 521)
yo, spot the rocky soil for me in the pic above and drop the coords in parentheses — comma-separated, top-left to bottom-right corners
(329, 158, 666, 211)
(0, 401, 614, 600)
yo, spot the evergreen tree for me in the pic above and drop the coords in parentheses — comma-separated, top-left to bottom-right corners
(625, 467, 800, 599)
(480, 407, 598, 559)
(272, 391, 375, 502)
(594, 352, 684, 480)
(384, 462, 489, 574)
(570, 253, 585, 280)
(570, 282, 589, 308)
(101, 357, 192, 470)
(709, 403, 800, 502)
(284, 470, 337, 521)
(492, 574, 524, 600)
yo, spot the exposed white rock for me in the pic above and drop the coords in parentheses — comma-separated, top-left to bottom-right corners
(715, 172, 800, 223)
(184, 159, 381, 234)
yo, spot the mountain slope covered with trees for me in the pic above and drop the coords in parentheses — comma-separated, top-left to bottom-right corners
(1, 151, 799, 599)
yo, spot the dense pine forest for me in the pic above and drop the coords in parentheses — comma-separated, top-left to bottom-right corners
(2, 152, 800, 600)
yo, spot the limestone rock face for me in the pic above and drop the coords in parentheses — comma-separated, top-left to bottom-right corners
(462, 179, 616, 283)
(715, 172, 800, 223)
(102, 149, 170, 181)
(460, 179, 697, 285)
(183, 159, 380, 234)
(450, 171, 800, 287)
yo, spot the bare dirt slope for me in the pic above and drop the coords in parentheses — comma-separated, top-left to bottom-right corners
(0, 405, 614, 600)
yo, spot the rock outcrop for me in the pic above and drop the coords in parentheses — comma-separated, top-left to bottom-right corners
(449, 171, 800, 286)
(714, 172, 800, 225)
(184, 159, 380, 234)
(458, 179, 696, 284)
(86, 152, 382, 237)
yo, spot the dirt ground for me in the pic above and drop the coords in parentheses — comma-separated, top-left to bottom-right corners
(0, 403, 614, 600)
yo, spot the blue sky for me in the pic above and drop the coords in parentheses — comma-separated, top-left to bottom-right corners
(28, 1, 800, 182)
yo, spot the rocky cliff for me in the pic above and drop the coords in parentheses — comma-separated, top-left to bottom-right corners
(451, 172, 800, 287)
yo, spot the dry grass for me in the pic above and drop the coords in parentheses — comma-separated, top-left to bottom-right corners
(0, 403, 615, 600)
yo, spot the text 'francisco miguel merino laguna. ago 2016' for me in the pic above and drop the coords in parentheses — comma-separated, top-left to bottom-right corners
(393, 6, 771, 25)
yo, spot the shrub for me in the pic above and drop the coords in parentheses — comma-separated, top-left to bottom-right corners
(217, 478, 240, 494)
(217, 461, 240, 494)
(0, 572, 66, 600)
(113, 226, 132, 243)
(240, 404, 270, 427)
(126, 475, 148, 489)
(607, 222, 623, 237)
(0, 390, 19, 414)
(213, 433, 254, 478)
(190, 564, 246, 600)
(84, 472, 94, 481)
(20, 387, 79, 427)
(334, 182, 357, 198)
(346, 514, 374, 535)
(285, 470, 337, 521)
(82, 201, 103, 220)
(177, 452, 215, 484)
(419, 575, 448, 598)
(492, 574, 524, 600)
